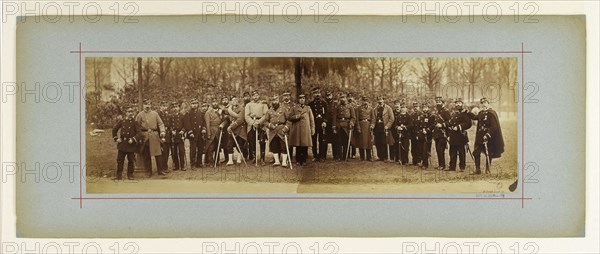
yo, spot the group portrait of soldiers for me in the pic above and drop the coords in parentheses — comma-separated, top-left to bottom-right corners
(111, 87, 505, 181)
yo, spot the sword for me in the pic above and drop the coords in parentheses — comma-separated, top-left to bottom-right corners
(346, 128, 353, 161)
(232, 132, 248, 167)
(214, 128, 223, 168)
(254, 118, 259, 166)
(386, 131, 390, 162)
(284, 134, 293, 170)
(484, 141, 492, 174)
(465, 143, 475, 162)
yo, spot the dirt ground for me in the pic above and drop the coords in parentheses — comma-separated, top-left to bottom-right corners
(86, 119, 517, 194)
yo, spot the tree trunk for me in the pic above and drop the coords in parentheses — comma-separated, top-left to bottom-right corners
(294, 58, 302, 99)
(137, 57, 143, 111)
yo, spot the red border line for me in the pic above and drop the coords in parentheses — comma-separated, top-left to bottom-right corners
(521, 42, 525, 209)
(69, 50, 533, 54)
(79, 42, 83, 209)
(72, 197, 533, 200)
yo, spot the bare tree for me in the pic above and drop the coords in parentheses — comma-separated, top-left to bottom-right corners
(460, 58, 486, 103)
(413, 57, 445, 98)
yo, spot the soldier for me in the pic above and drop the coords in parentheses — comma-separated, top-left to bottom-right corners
(393, 102, 412, 165)
(205, 97, 229, 166)
(168, 102, 187, 171)
(245, 90, 268, 165)
(324, 90, 338, 160)
(112, 105, 142, 180)
(308, 87, 328, 162)
(446, 98, 472, 172)
(227, 93, 249, 164)
(261, 95, 291, 167)
(135, 99, 167, 177)
(184, 99, 206, 168)
(418, 102, 436, 169)
(281, 91, 295, 160)
(371, 95, 395, 161)
(157, 101, 171, 172)
(410, 101, 422, 165)
(347, 93, 358, 159)
(470, 97, 505, 174)
(218, 95, 235, 165)
(433, 96, 451, 170)
(287, 94, 315, 166)
(332, 93, 356, 161)
(355, 95, 374, 161)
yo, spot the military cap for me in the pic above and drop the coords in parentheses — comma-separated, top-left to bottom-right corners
(325, 90, 333, 96)
(412, 101, 419, 106)
(190, 98, 199, 104)
(400, 103, 408, 108)
(282, 91, 291, 96)
(222, 94, 229, 100)
(201, 101, 208, 107)
(271, 95, 279, 101)
(455, 97, 463, 103)
(298, 94, 306, 99)
(421, 102, 429, 107)
(160, 100, 169, 106)
(480, 97, 489, 103)
(143, 99, 151, 104)
(243, 91, 250, 97)
(339, 93, 347, 98)
(394, 99, 402, 105)
(312, 87, 321, 93)
(361, 95, 369, 101)
(435, 96, 443, 102)
(125, 105, 136, 112)
(252, 90, 259, 96)
(377, 95, 385, 100)
(170, 101, 179, 107)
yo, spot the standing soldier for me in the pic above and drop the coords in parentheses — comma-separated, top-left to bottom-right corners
(281, 91, 295, 160)
(184, 99, 206, 168)
(410, 101, 422, 165)
(393, 102, 412, 165)
(446, 98, 472, 172)
(433, 96, 451, 170)
(112, 105, 142, 180)
(157, 101, 171, 172)
(418, 102, 436, 169)
(218, 95, 234, 165)
(287, 94, 315, 166)
(371, 95, 395, 162)
(470, 97, 505, 174)
(332, 93, 356, 161)
(135, 99, 167, 177)
(355, 95, 374, 161)
(245, 90, 268, 165)
(324, 90, 337, 160)
(261, 95, 291, 167)
(205, 97, 229, 166)
(308, 87, 328, 162)
(168, 102, 187, 171)
(227, 93, 249, 164)
(347, 93, 358, 159)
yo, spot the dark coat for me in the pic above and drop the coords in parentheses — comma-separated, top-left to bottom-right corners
(432, 107, 451, 140)
(166, 112, 186, 144)
(308, 98, 328, 130)
(473, 109, 504, 158)
(262, 106, 290, 143)
(286, 104, 315, 147)
(112, 117, 143, 153)
(392, 112, 412, 140)
(447, 109, 472, 146)
(416, 111, 436, 141)
(228, 103, 248, 140)
(184, 108, 206, 139)
(333, 103, 356, 136)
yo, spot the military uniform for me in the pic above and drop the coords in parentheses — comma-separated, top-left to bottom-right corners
(288, 94, 315, 165)
(324, 91, 338, 160)
(157, 102, 171, 172)
(371, 98, 395, 161)
(446, 98, 472, 171)
(355, 99, 374, 161)
(471, 97, 505, 174)
(392, 104, 412, 165)
(409, 103, 422, 165)
(308, 88, 328, 161)
(417, 104, 436, 168)
(135, 101, 167, 176)
(262, 96, 291, 166)
(112, 110, 142, 180)
(227, 98, 249, 163)
(184, 99, 206, 168)
(332, 95, 356, 161)
(245, 91, 269, 164)
(281, 92, 295, 160)
(166, 102, 186, 171)
(432, 97, 451, 170)
(347, 94, 359, 158)
(205, 100, 230, 165)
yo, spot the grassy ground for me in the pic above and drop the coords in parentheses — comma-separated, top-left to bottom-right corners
(86, 120, 517, 192)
